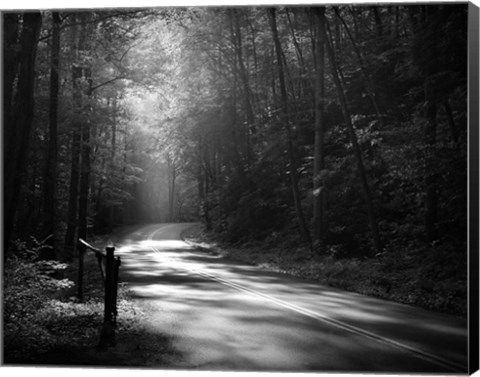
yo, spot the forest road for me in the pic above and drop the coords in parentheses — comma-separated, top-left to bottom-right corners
(113, 223, 468, 373)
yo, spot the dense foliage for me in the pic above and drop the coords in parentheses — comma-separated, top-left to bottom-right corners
(141, 5, 467, 261)
(4, 239, 74, 361)
(3, 4, 469, 328)
(3, 239, 145, 363)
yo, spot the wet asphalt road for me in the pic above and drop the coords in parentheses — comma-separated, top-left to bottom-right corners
(112, 223, 468, 373)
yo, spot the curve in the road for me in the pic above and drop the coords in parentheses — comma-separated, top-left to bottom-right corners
(146, 226, 464, 372)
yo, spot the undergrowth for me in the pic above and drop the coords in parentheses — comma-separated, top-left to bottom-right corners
(3, 237, 143, 365)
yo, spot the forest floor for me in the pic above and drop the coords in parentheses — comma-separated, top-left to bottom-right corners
(181, 224, 467, 319)
(4, 235, 179, 368)
(4, 222, 466, 367)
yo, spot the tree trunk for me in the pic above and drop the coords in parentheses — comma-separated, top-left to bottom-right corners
(64, 106, 82, 261)
(325, 20, 347, 89)
(420, 7, 440, 244)
(197, 141, 210, 229)
(311, 7, 326, 253)
(78, 83, 92, 242)
(424, 91, 438, 243)
(64, 17, 86, 261)
(334, 7, 384, 126)
(268, 8, 312, 250)
(231, 9, 255, 128)
(4, 12, 42, 250)
(198, 138, 212, 230)
(109, 97, 117, 232)
(227, 46, 246, 175)
(372, 6, 384, 38)
(334, 9, 342, 53)
(78, 53, 93, 247)
(41, 12, 62, 260)
(166, 154, 177, 222)
(77, 46, 93, 303)
(321, 14, 383, 255)
(444, 100, 459, 144)
(286, 8, 310, 98)
(246, 18, 259, 104)
(228, 9, 254, 166)
(3, 13, 20, 134)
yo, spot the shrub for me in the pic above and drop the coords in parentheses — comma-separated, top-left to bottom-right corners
(3, 238, 74, 361)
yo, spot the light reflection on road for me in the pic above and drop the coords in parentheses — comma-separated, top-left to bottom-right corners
(113, 223, 468, 373)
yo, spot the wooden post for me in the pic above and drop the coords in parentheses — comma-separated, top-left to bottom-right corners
(112, 256, 121, 326)
(78, 238, 121, 349)
(99, 245, 115, 348)
(77, 243, 84, 301)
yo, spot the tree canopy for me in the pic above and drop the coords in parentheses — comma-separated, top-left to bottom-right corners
(3, 4, 468, 281)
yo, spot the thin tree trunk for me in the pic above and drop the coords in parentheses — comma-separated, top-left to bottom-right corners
(232, 9, 255, 128)
(393, 6, 400, 39)
(422, 7, 440, 244)
(312, 7, 326, 253)
(41, 12, 62, 260)
(78, 81, 92, 243)
(321, 15, 383, 254)
(109, 98, 117, 232)
(166, 154, 177, 222)
(285, 9, 306, 72)
(308, 9, 316, 67)
(334, 9, 342, 53)
(372, 6, 384, 38)
(122, 127, 129, 223)
(77, 17, 93, 297)
(228, 44, 246, 175)
(246, 19, 259, 105)
(197, 140, 210, 229)
(25, 163, 40, 237)
(285, 8, 309, 97)
(424, 93, 438, 242)
(4, 12, 42, 250)
(268, 8, 312, 250)
(444, 100, 459, 143)
(280, 43, 298, 108)
(77, 60, 92, 302)
(269, 46, 277, 101)
(64, 108, 82, 262)
(3, 13, 20, 134)
(64, 18, 83, 262)
(334, 7, 384, 126)
(229, 9, 254, 166)
(171, 167, 177, 222)
(325, 21, 347, 89)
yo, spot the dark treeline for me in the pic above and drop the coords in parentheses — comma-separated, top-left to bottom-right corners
(3, 5, 468, 310)
(4, 10, 150, 260)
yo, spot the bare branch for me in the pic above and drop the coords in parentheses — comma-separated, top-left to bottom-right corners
(90, 76, 126, 93)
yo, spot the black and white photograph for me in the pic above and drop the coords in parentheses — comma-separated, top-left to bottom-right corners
(2, 0, 479, 374)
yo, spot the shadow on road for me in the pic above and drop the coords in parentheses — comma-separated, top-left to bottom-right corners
(113, 234, 467, 373)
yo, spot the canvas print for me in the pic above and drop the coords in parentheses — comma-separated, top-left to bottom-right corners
(2, 3, 475, 373)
